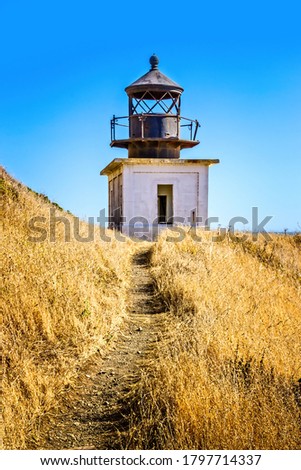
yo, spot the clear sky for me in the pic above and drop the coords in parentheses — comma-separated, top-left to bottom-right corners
(1, 0, 300, 232)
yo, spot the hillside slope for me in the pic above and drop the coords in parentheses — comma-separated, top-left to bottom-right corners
(1, 167, 133, 449)
(127, 230, 301, 449)
(2, 167, 300, 450)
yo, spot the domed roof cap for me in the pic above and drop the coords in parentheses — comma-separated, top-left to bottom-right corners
(125, 55, 184, 99)
(149, 54, 159, 70)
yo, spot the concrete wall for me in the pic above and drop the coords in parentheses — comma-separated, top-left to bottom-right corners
(121, 162, 209, 238)
(107, 168, 123, 229)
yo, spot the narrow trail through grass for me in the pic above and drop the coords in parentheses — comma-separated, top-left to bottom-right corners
(39, 246, 168, 449)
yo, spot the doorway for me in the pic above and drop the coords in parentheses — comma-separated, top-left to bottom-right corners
(157, 185, 173, 224)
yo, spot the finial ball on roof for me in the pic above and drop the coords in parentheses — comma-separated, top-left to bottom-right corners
(149, 54, 159, 70)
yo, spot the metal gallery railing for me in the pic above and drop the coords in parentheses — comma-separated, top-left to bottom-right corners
(110, 114, 200, 142)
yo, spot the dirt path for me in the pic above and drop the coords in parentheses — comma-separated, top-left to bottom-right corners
(39, 246, 168, 449)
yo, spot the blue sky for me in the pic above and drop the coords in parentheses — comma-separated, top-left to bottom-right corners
(1, 0, 300, 232)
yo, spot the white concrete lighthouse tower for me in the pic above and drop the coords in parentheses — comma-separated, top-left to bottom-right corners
(100, 55, 219, 239)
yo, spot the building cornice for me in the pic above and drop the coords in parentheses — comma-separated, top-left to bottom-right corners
(100, 158, 220, 176)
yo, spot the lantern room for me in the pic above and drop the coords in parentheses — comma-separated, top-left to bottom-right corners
(110, 54, 200, 159)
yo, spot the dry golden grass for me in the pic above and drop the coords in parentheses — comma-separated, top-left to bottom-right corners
(1, 168, 134, 449)
(2, 166, 300, 450)
(128, 229, 301, 449)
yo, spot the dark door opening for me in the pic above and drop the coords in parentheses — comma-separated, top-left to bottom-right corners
(158, 195, 167, 223)
(157, 185, 173, 224)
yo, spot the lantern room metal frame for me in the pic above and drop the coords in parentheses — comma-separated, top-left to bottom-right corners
(110, 54, 201, 159)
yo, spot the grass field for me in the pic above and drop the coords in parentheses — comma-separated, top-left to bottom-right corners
(127, 230, 301, 449)
(1, 168, 134, 448)
(2, 167, 300, 449)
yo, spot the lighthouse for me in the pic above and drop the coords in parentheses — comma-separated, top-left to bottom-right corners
(100, 55, 219, 239)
